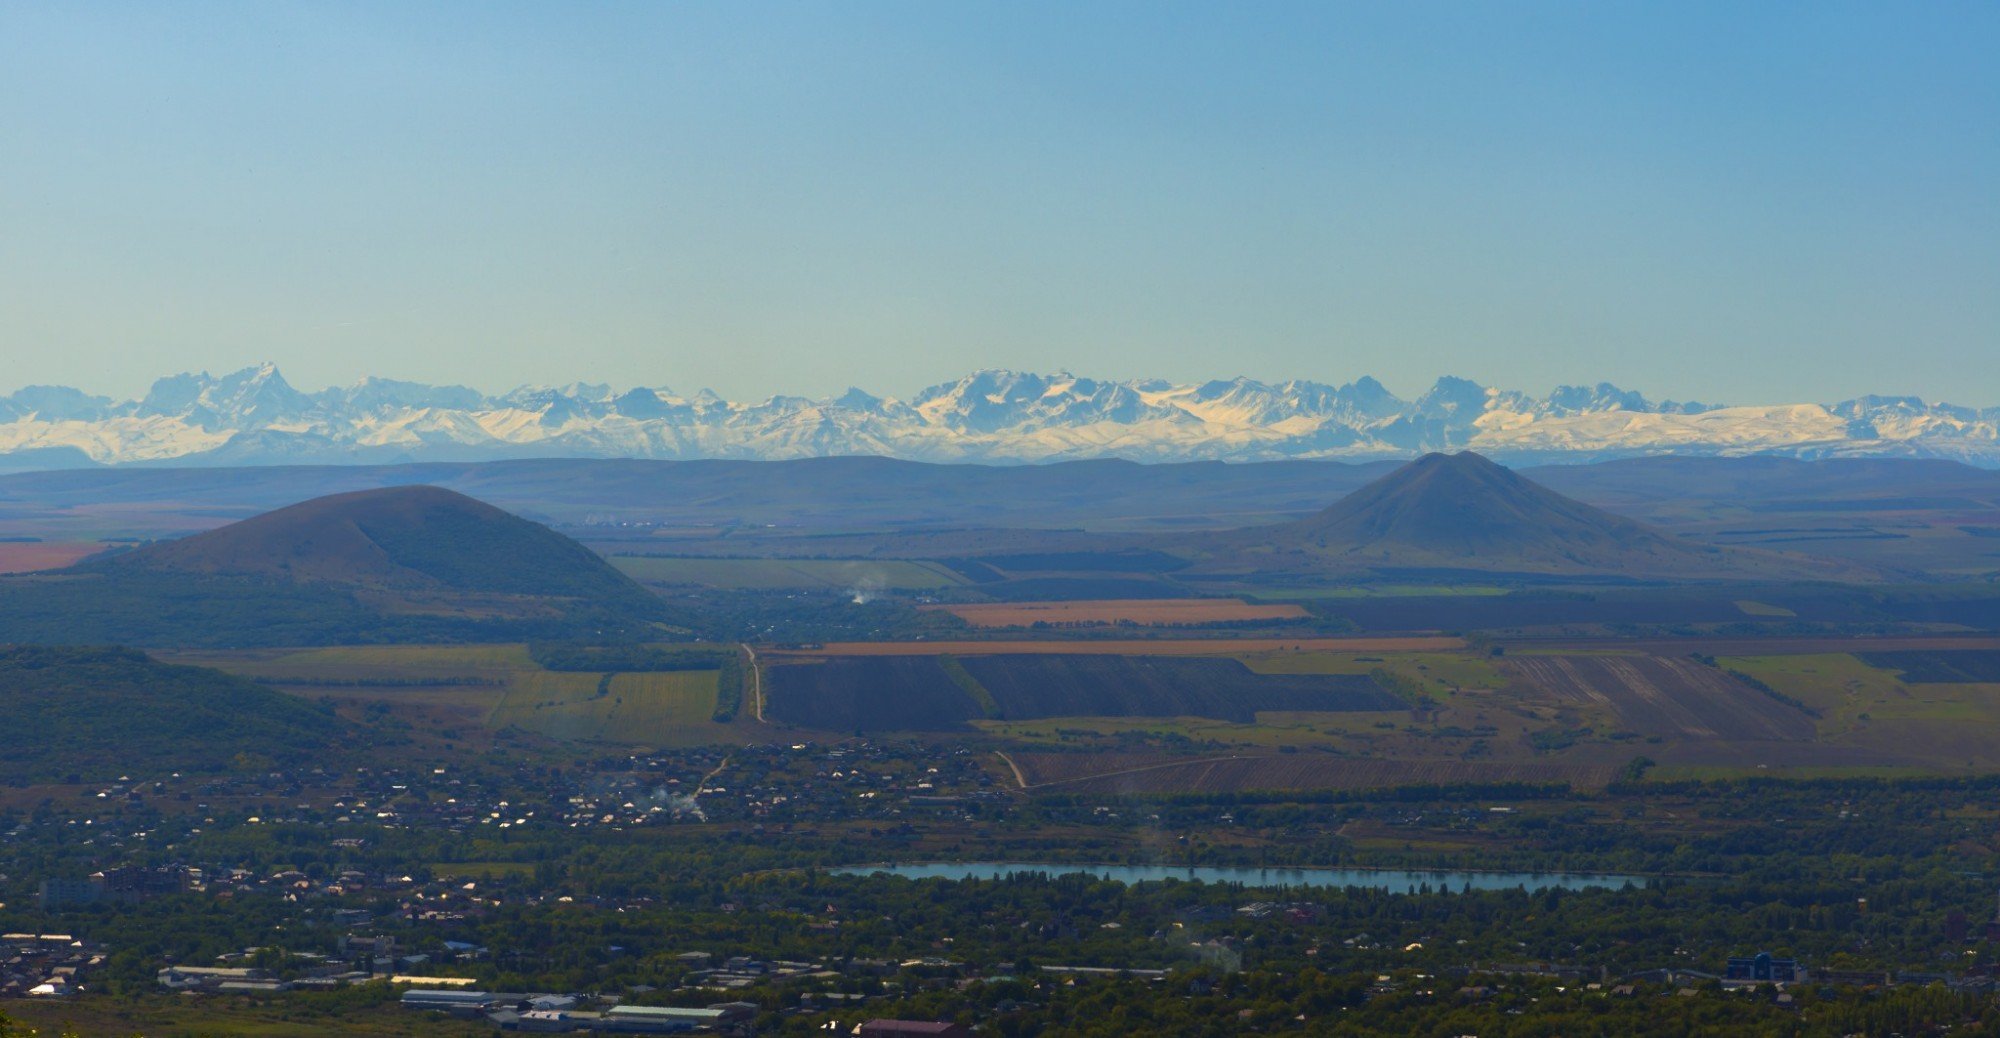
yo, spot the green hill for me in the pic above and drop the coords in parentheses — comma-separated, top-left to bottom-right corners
(0, 645, 346, 783)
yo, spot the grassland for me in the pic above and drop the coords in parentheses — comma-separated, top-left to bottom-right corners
(493, 670, 727, 745)
(202, 643, 539, 675)
(609, 555, 963, 589)
(936, 598, 1308, 628)
(1718, 653, 1902, 722)
(1670, 652, 2000, 771)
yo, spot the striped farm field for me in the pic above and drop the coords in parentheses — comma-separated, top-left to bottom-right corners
(935, 598, 1309, 628)
(772, 636, 1464, 658)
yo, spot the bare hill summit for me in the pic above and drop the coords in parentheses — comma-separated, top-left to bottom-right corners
(0, 486, 667, 647)
(1189, 451, 1863, 581)
(93, 484, 643, 600)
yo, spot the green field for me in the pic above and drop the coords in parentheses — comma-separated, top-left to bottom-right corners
(174, 643, 746, 747)
(609, 555, 964, 589)
(248, 643, 537, 672)
(487, 669, 724, 744)
(1719, 653, 1905, 726)
(1721, 652, 2000, 768)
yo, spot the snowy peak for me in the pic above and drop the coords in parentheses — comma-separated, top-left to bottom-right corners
(137, 363, 314, 430)
(0, 364, 1996, 468)
(909, 370, 1183, 433)
(328, 377, 487, 415)
(0, 385, 115, 423)
(1544, 382, 1650, 416)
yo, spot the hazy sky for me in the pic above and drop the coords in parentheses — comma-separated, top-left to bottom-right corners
(1, 2, 1995, 404)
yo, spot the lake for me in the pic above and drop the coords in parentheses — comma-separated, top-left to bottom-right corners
(833, 862, 1646, 893)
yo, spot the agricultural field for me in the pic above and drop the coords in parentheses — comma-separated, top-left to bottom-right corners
(153, 635, 2000, 772)
(1248, 584, 1512, 600)
(1518, 635, 2000, 656)
(764, 657, 985, 732)
(487, 669, 725, 745)
(608, 555, 962, 590)
(1307, 587, 1912, 633)
(774, 636, 1463, 657)
(172, 643, 538, 681)
(1004, 751, 1619, 794)
(943, 549, 1192, 577)
(1501, 654, 1816, 741)
(1242, 650, 1507, 695)
(0, 539, 102, 573)
(763, 653, 1402, 731)
(1714, 653, 1897, 720)
(1722, 651, 2000, 769)
(977, 713, 1412, 751)
(936, 598, 1308, 628)
(1856, 649, 2000, 683)
(960, 655, 1401, 722)
(166, 643, 749, 748)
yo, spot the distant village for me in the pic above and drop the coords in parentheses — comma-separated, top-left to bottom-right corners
(12, 740, 2000, 1034)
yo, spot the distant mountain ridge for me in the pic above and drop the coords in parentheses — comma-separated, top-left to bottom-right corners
(2, 363, 1996, 469)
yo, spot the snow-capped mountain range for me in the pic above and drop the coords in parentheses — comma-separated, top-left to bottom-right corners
(1, 364, 1996, 469)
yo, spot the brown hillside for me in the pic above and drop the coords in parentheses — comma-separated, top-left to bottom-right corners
(1187, 452, 1863, 580)
(91, 485, 647, 600)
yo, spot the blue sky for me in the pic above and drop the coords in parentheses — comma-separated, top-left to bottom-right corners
(1, 2, 1994, 403)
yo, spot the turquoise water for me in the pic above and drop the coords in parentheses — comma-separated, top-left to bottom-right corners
(833, 861, 1645, 893)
